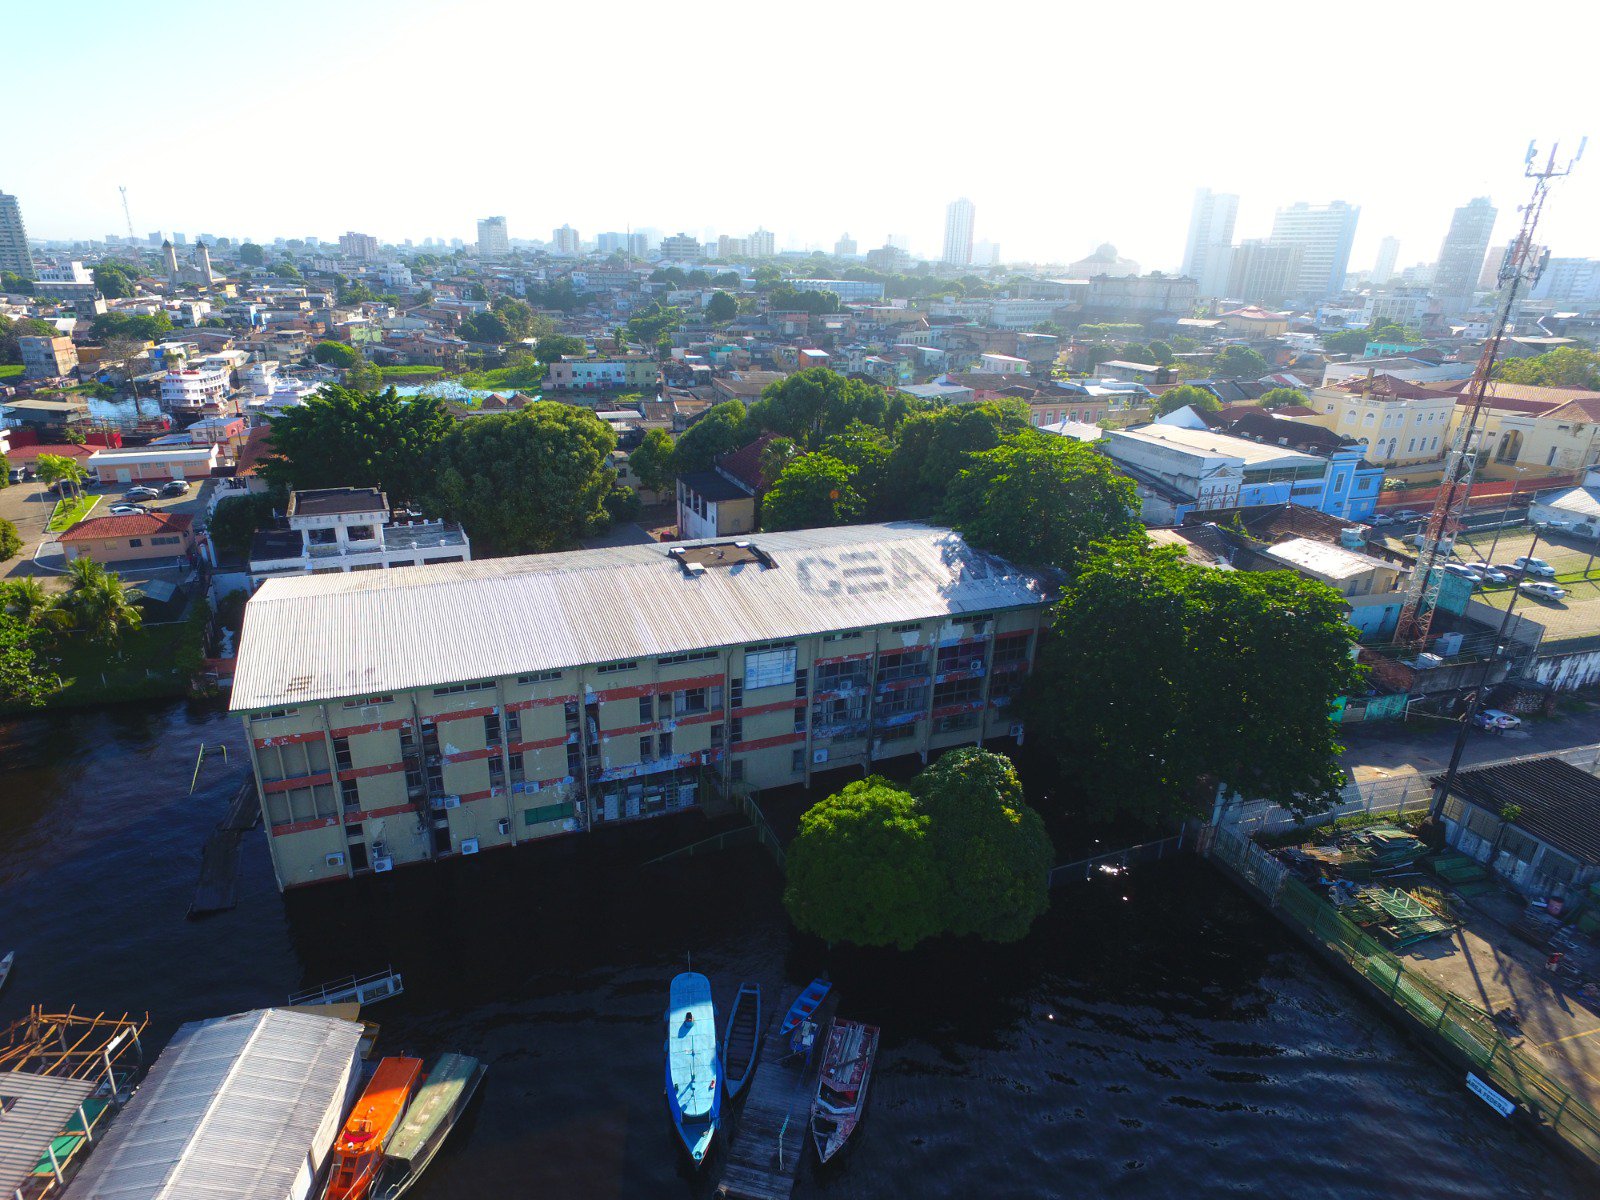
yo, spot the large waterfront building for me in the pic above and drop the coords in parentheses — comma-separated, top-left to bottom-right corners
(1267, 201, 1360, 299)
(230, 524, 1048, 890)
(0, 191, 33, 277)
(1180, 188, 1238, 297)
(943, 198, 975, 267)
(477, 215, 510, 258)
(1433, 198, 1496, 299)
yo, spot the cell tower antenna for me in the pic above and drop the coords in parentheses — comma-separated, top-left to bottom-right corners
(119, 186, 135, 240)
(1392, 140, 1582, 652)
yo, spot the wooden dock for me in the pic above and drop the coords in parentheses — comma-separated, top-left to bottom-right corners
(188, 777, 259, 917)
(716, 990, 837, 1200)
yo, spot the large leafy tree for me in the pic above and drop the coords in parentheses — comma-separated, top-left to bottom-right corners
(313, 340, 360, 368)
(767, 286, 840, 314)
(63, 559, 143, 647)
(91, 311, 172, 342)
(672, 400, 752, 474)
(910, 748, 1053, 943)
(1258, 387, 1306, 409)
(882, 400, 1031, 514)
(0, 518, 19, 561)
(628, 428, 676, 494)
(783, 778, 943, 950)
(1210, 345, 1269, 379)
(0, 315, 60, 362)
(760, 455, 863, 531)
(1155, 383, 1221, 416)
(532, 333, 586, 364)
(208, 493, 278, 558)
(1024, 539, 1363, 825)
(239, 242, 265, 267)
(263, 385, 452, 504)
(0, 611, 53, 708)
(705, 290, 738, 324)
(1497, 347, 1600, 390)
(425, 403, 616, 554)
(92, 263, 135, 299)
(457, 311, 512, 344)
(0, 579, 72, 633)
(746, 368, 905, 448)
(626, 301, 684, 345)
(943, 433, 1138, 574)
(818, 423, 890, 515)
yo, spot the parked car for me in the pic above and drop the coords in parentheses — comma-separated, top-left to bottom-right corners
(7, 467, 24, 484)
(1393, 509, 1423, 522)
(160, 480, 191, 497)
(1444, 562, 1481, 583)
(1368, 513, 1397, 527)
(107, 503, 147, 516)
(1493, 562, 1523, 578)
(1466, 562, 1510, 584)
(1519, 580, 1567, 602)
(124, 486, 160, 500)
(1513, 556, 1557, 578)
(1473, 709, 1523, 730)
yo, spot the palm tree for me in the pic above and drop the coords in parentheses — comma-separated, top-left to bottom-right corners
(0, 578, 73, 634)
(63, 560, 142, 647)
(35, 453, 88, 501)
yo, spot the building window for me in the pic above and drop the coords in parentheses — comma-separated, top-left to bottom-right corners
(821, 630, 862, 643)
(596, 660, 638, 675)
(791, 748, 805, 773)
(433, 680, 493, 696)
(505, 709, 521, 742)
(484, 713, 501, 744)
(933, 677, 983, 708)
(508, 751, 524, 784)
(730, 717, 744, 743)
(342, 695, 394, 708)
(332, 736, 352, 771)
(729, 678, 743, 707)
(347, 524, 376, 541)
(656, 649, 719, 666)
(639, 735, 654, 761)
(151, 535, 181, 546)
(675, 687, 709, 715)
(794, 708, 807, 733)
(710, 723, 725, 743)
(992, 634, 1030, 666)
(340, 776, 360, 808)
(659, 731, 673, 757)
(794, 668, 808, 699)
(639, 695, 654, 722)
(517, 670, 562, 684)
(744, 645, 797, 691)
(128, 538, 143, 547)
(877, 651, 929, 683)
(890, 622, 922, 634)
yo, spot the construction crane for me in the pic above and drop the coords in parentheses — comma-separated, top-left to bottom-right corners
(1392, 139, 1584, 653)
(119, 184, 135, 240)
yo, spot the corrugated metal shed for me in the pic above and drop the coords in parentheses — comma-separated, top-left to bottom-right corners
(230, 523, 1048, 712)
(0, 1071, 97, 1196)
(68, 1008, 362, 1200)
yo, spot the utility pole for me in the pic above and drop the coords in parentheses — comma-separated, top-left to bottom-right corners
(1394, 140, 1583, 652)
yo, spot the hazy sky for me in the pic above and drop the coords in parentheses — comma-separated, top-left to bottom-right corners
(8, 0, 1597, 272)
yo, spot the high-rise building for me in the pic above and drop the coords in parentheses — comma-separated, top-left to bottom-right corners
(1266, 201, 1360, 298)
(1530, 258, 1600, 305)
(943, 198, 975, 267)
(477, 216, 510, 258)
(1180, 188, 1238, 297)
(1433, 197, 1497, 298)
(1371, 236, 1401, 287)
(747, 228, 776, 259)
(973, 241, 1001, 268)
(0, 192, 32, 276)
(596, 232, 626, 254)
(659, 233, 701, 262)
(1226, 239, 1304, 306)
(834, 233, 857, 258)
(627, 232, 650, 258)
(717, 235, 749, 258)
(552, 225, 580, 255)
(338, 231, 380, 260)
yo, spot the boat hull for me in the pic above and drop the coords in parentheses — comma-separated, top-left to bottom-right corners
(371, 1058, 486, 1200)
(666, 972, 720, 1166)
(810, 1020, 879, 1165)
(324, 1056, 424, 1200)
(780, 978, 830, 1036)
(722, 983, 762, 1099)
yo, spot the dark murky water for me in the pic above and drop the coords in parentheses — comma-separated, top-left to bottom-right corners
(0, 703, 1584, 1198)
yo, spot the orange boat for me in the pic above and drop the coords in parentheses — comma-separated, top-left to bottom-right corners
(324, 1056, 425, 1200)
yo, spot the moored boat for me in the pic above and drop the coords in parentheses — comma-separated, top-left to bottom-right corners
(371, 1053, 486, 1200)
(722, 982, 762, 1098)
(665, 972, 720, 1165)
(779, 978, 830, 1035)
(810, 1019, 880, 1164)
(324, 1056, 424, 1200)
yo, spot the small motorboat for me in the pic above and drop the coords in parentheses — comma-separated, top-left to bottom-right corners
(780, 978, 830, 1035)
(323, 1056, 425, 1200)
(0, 951, 13, 994)
(721, 983, 762, 1099)
(810, 1019, 880, 1164)
(371, 1053, 486, 1200)
(665, 972, 720, 1166)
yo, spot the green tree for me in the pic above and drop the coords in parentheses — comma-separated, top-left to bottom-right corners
(344, 356, 382, 393)
(1258, 387, 1306, 410)
(0, 611, 53, 708)
(239, 242, 265, 267)
(818, 423, 890, 514)
(0, 315, 59, 362)
(458, 311, 512, 344)
(208, 493, 278, 558)
(629, 428, 676, 493)
(1211, 345, 1269, 379)
(313, 340, 360, 368)
(884, 400, 1032, 513)
(713, 271, 741, 289)
(649, 267, 687, 287)
(35, 453, 87, 499)
(746, 367, 900, 448)
(91, 311, 172, 342)
(0, 453, 8, 489)
(910, 748, 1052, 943)
(1024, 540, 1363, 824)
(92, 264, 135, 299)
(272, 261, 304, 281)
(944, 434, 1139, 574)
(62, 559, 143, 647)
(1147, 339, 1175, 364)
(705, 290, 738, 323)
(425, 403, 617, 554)
(533, 333, 586, 364)
(783, 778, 943, 950)
(1, 272, 34, 294)
(263, 385, 452, 504)
(626, 301, 684, 345)
(0, 578, 72, 633)
(672, 400, 752, 474)
(767, 286, 841, 315)
(490, 296, 538, 340)
(761, 455, 863, 531)
(1497, 347, 1600, 390)
(0, 518, 19, 561)
(1154, 384, 1221, 416)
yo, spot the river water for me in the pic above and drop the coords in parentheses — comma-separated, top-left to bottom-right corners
(0, 703, 1584, 1199)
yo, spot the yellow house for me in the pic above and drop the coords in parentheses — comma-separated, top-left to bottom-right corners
(1307, 377, 1457, 467)
(1445, 384, 1600, 480)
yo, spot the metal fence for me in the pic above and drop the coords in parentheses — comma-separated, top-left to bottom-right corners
(1207, 826, 1600, 1166)
(1048, 832, 1189, 888)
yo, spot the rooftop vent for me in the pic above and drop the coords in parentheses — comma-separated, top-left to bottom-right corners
(670, 541, 776, 575)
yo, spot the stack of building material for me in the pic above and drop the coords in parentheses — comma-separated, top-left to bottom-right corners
(1430, 853, 1489, 885)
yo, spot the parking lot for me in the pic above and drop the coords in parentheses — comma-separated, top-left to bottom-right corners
(1454, 527, 1600, 647)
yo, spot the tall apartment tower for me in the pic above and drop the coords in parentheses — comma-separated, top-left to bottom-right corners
(943, 198, 975, 267)
(551, 225, 580, 255)
(834, 233, 857, 258)
(1371, 236, 1401, 287)
(1267, 201, 1360, 299)
(747, 228, 776, 258)
(1433, 197, 1497, 298)
(1180, 188, 1238, 297)
(477, 216, 510, 258)
(0, 192, 34, 277)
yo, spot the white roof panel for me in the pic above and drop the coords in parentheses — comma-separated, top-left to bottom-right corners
(230, 523, 1048, 712)
(0, 1072, 97, 1196)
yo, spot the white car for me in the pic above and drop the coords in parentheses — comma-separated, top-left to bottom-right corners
(1473, 709, 1523, 730)
(1467, 562, 1509, 584)
(1513, 556, 1557, 578)
(1519, 580, 1566, 602)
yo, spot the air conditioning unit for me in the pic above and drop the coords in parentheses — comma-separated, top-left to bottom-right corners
(460, 838, 480, 855)
(442, 796, 461, 809)
(970, 659, 984, 672)
(372, 856, 394, 873)
(496, 818, 510, 836)
(325, 852, 346, 868)
(1009, 722, 1025, 742)
(812, 748, 829, 764)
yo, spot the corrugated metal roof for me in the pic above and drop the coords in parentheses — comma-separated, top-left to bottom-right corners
(0, 1071, 97, 1196)
(231, 523, 1047, 712)
(68, 1008, 362, 1200)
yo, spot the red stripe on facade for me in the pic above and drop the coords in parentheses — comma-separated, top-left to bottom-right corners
(732, 698, 805, 718)
(270, 815, 340, 837)
(253, 731, 324, 749)
(329, 717, 412, 738)
(458, 788, 495, 802)
(876, 644, 927, 658)
(672, 711, 720, 727)
(730, 732, 806, 754)
(510, 734, 570, 752)
(341, 761, 406, 779)
(506, 694, 578, 711)
(442, 747, 497, 764)
(344, 802, 415, 825)
(932, 701, 986, 719)
(431, 705, 497, 724)
(263, 771, 333, 794)
(995, 630, 1030, 643)
(813, 650, 874, 667)
(591, 673, 723, 703)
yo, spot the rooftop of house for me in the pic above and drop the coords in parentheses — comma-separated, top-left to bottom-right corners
(287, 487, 389, 518)
(1261, 536, 1396, 582)
(1435, 757, 1600, 865)
(678, 469, 751, 503)
(1218, 409, 1365, 457)
(1111, 422, 1324, 469)
(1146, 524, 1236, 568)
(1328, 374, 1460, 402)
(59, 511, 194, 542)
(715, 433, 780, 494)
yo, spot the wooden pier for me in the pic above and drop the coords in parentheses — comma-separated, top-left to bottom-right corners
(188, 777, 259, 917)
(716, 990, 837, 1200)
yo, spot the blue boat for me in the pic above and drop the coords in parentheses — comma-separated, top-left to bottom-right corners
(780, 978, 831, 1036)
(665, 972, 721, 1165)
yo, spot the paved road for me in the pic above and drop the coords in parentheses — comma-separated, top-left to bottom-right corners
(0, 476, 62, 582)
(1340, 705, 1600, 782)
